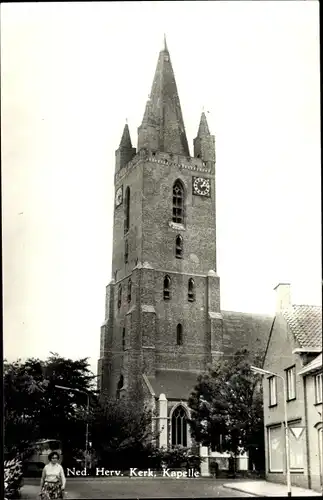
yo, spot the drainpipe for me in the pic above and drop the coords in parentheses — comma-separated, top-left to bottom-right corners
(303, 376, 311, 490)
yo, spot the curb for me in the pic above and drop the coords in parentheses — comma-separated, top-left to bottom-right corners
(223, 484, 260, 497)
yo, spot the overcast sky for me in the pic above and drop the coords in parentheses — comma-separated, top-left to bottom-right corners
(2, 1, 321, 376)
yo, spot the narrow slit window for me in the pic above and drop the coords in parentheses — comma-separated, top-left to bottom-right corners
(117, 285, 122, 309)
(122, 328, 125, 350)
(188, 278, 195, 302)
(125, 239, 129, 264)
(176, 324, 183, 346)
(127, 279, 132, 303)
(172, 181, 184, 224)
(124, 187, 130, 234)
(164, 275, 171, 300)
(175, 235, 183, 259)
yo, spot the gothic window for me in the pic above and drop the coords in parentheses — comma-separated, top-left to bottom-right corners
(163, 275, 171, 300)
(117, 285, 122, 309)
(188, 278, 195, 302)
(125, 239, 129, 264)
(122, 328, 125, 350)
(175, 235, 183, 259)
(172, 180, 184, 224)
(127, 279, 132, 303)
(171, 405, 188, 447)
(124, 187, 130, 234)
(176, 323, 183, 346)
(116, 374, 124, 400)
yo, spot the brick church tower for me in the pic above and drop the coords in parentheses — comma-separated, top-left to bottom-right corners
(97, 38, 223, 401)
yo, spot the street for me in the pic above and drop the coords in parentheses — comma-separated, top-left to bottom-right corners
(22, 477, 254, 498)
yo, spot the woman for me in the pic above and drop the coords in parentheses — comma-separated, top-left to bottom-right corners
(40, 451, 66, 499)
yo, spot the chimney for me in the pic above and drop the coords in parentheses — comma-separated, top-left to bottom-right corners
(274, 283, 291, 312)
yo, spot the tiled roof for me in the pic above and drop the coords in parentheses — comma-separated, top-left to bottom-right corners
(282, 305, 322, 349)
(222, 311, 274, 363)
(147, 370, 200, 400)
(298, 353, 322, 376)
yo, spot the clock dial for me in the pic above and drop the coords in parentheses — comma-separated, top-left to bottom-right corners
(115, 186, 123, 207)
(193, 177, 211, 197)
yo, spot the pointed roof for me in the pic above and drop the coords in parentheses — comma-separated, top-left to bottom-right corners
(119, 123, 132, 149)
(197, 111, 210, 136)
(139, 40, 189, 156)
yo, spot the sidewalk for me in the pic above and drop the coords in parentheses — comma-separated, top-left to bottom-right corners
(223, 480, 321, 497)
(21, 483, 81, 499)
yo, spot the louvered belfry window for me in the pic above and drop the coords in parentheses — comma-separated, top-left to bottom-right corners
(172, 181, 184, 224)
(164, 275, 171, 300)
(188, 278, 195, 302)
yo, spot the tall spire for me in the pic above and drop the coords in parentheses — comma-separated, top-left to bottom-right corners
(164, 33, 168, 52)
(138, 40, 190, 156)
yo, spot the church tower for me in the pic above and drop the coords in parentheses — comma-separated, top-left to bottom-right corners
(98, 39, 222, 401)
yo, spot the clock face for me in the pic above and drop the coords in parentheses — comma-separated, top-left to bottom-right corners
(115, 186, 123, 207)
(193, 177, 211, 197)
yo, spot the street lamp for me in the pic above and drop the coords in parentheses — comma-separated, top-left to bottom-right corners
(251, 366, 291, 498)
(55, 385, 91, 469)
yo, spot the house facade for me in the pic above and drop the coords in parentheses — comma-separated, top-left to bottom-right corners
(262, 283, 322, 491)
(97, 39, 274, 457)
(298, 353, 323, 492)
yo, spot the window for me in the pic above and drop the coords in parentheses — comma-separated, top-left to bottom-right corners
(117, 285, 122, 309)
(124, 239, 129, 264)
(188, 278, 195, 302)
(127, 279, 132, 303)
(268, 425, 284, 472)
(175, 235, 183, 259)
(124, 187, 130, 234)
(171, 405, 188, 447)
(315, 373, 322, 404)
(268, 376, 277, 406)
(116, 375, 124, 399)
(176, 324, 183, 346)
(286, 366, 296, 400)
(122, 328, 125, 350)
(163, 275, 171, 300)
(172, 180, 184, 224)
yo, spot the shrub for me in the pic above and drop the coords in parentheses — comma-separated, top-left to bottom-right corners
(4, 457, 23, 499)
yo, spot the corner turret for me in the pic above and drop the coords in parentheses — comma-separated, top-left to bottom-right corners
(115, 123, 136, 171)
(193, 112, 215, 169)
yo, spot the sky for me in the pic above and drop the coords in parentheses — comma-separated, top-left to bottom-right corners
(2, 1, 321, 376)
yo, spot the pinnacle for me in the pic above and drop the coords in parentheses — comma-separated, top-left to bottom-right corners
(197, 111, 210, 136)
(119, 123, 133, 149)
(163, 33, 168, 53)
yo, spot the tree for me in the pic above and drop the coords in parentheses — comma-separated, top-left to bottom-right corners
(188, 349, 265, 473)
(91, 393, 157, 469)
(4, 353, 97, 460)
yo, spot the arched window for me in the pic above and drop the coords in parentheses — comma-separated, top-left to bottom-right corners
(116, 374, 124, 399)
(163, 275, 171, 300)
(122, 328, 125, 350)
(125, 239, 129, 264)
(188, 278, 195, 302)
(175, 235, 183, 259)
(124, 187, 130, 234)
(172, 180, 184, 224)
(171, 405, 188, 447)
(127, 279, 132, 303)
(117, 285, 122, 309)
(176, 323, 183, 346)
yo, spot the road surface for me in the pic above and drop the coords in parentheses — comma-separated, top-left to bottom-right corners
(22, 477, 254, 498)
